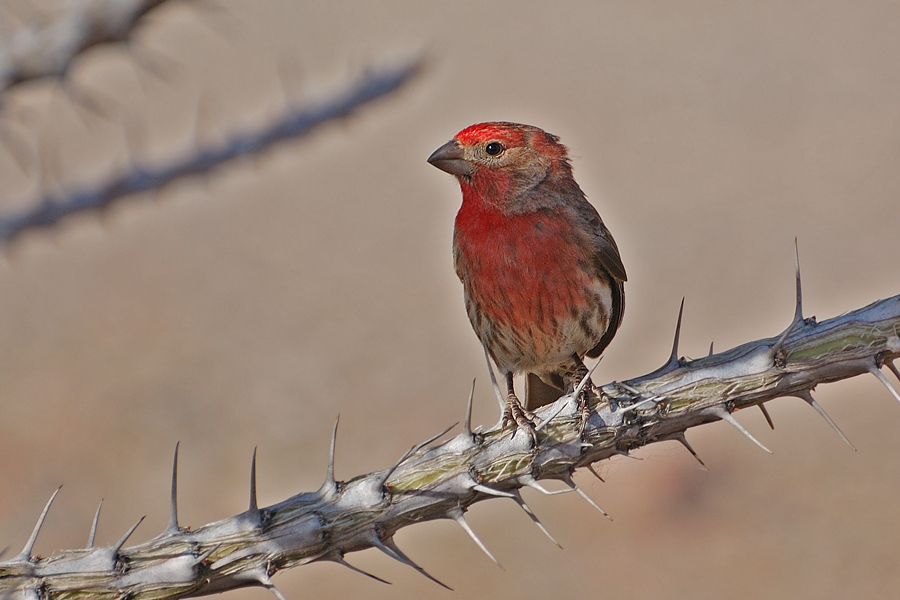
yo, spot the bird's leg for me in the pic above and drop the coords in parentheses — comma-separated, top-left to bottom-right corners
(502, 372, 538, 443)
(565, 355, 594, 431)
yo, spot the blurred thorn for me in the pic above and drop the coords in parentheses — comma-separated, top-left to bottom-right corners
(708, 341, 714, 357)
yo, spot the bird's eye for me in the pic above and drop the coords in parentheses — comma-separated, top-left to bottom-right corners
(485, 142, 505, 156)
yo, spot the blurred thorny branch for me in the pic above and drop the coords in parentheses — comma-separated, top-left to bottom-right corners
(0, 0, 172, 92)
(0, 0, 423, 244)
(0, 265, 898, 598)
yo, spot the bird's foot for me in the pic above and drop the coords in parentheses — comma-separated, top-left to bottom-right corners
(502, 394, 538, 445)
(576, 387, 593, 436)
(565, 362, 595, 436)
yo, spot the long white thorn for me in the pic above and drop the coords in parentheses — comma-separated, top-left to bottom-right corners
(16, 486, 61, 560)
(620, 398, 657, 414)
(758, 403, 775, 430)
(112, 516, 145, 555)
(253, 570, 288, 600)
(714, 408, 773, 454)
(520, 474, 574, 496)
(887, 359, 900, 384)
(510, 490, 562, 549)
(769, 319, 799, 362)
(563, 476, 612, 521)
(483, 346, 506, 415)
(372, 534, 452, 590)
(331, 555, 391, 585)
(472, 484, 516, 498)
(375, 446, 417, 490)
(317, 416, 340, 498)
(795, 390, 855, 451)
(869, 363, 900, 404)
(415, 422, 459, 452)
(449, 508, 503, 570)
(572, 357, 603, 398)
(534, 400, 569, 432)
(165, 442, 180, 534)
(464, 378, 476, 437)
(87, 500, 103, 548)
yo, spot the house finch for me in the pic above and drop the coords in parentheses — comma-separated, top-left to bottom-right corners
(427, 122, 626, 434)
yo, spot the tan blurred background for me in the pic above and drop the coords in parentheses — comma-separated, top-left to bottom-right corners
(1, 1, 899, 598)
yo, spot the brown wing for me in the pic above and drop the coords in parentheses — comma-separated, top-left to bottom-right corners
(573, 201, 626, 358)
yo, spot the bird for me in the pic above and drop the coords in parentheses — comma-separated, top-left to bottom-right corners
(427, 122, 626, 435)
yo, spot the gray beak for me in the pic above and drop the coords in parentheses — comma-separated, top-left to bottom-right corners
(427, 140, 471, 177)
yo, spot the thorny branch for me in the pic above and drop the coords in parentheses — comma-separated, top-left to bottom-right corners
(0, 0, 174, 93)
(1, 262, 898, 599)
(0, 56, 422, 243)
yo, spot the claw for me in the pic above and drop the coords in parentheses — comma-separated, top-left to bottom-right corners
(502, 395, 538, 445)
